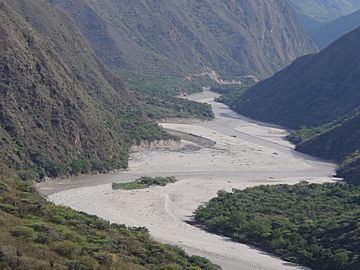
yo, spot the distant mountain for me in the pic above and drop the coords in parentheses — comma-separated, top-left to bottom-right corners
(222, 27, 360, 184)
(0, 0, 168, 177)
(50, 0, 316, 82)
(228, 27, 360, 129)
(311, 9, 360, 48)
(289, 0, 360, 22)
(295, 12, 326, 36)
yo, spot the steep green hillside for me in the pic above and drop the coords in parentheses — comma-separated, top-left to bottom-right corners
(0, 1, 220, 269)
(0, 0, 172, 178)
(195, 183, 360, 270)
(288, 111, 360, 185)
(51, 0, 316, 82)
(0, 164, 219, 270)
(227, 27, 360, 129)
(289, 111, 360, 161)
(338, 152, 360, 185)
(311, 9, 360, 48)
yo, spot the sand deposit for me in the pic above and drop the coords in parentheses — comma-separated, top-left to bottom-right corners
(39, 91, 336, 270)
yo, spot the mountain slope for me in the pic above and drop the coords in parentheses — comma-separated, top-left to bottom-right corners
(222, 27, 360, 182)
(228, 27, 360, 129)
(0, 1, 220, 269)
(295, 111, 360, 161)
(295, 12, 326, 36)
(288, 0, 360, 22)
(51, 0, 316, 81)
(224, 27, 360, 184)
(311, 9, 360, 48)
(0, 0, 168, 178)
(288, 110, 360, 185)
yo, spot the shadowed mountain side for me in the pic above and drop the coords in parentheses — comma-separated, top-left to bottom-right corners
(227, 27, 360, 129)
(288, 0, 360, 22)
(311, 9, 360, 49)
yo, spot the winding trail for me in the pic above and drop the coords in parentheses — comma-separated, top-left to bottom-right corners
(37, 91, 337, 270)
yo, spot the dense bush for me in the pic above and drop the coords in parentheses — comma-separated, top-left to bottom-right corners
(338, 152, 360, 186)
(112, 176, 177, 190)
(195, 182, 360, 270)
(69, 160, 92, 176)
(10, 226, 37, 239)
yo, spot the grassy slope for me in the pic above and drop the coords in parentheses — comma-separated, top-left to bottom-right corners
(0, 165, 219, 270)
(287, 110, 360, 184)
(195, 183, 360, 270)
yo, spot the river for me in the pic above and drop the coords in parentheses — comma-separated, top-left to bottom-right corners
(37, 91, 336, 270)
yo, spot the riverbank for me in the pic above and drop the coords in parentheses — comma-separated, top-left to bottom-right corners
(38, 91, 337, 270)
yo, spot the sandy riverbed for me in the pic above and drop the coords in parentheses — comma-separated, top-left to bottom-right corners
(38, 91, 337, 270)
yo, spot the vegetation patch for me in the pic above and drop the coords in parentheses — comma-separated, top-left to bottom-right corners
(112, 176, 177, 190)
(0, 164, 219, 270)
(338, 152, 360, 186)
(195, 182, 360, 270)
(286, 111, 360, 185)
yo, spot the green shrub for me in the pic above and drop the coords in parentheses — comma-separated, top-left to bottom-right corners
(10, 226, 36, 239)
(35, 232, 50, 244)
(17, 167, 39, 181)
(112, 176, 177, 190)
(195, 183, 360, 270)
(54, 240, 80, 258)
(94, 252, 114, 266)
(90, 160, 109, 173)
(0, 182, 9, 192)
(0, 203, 18, 214)
(44, 160, 67, 178)
(49, 214, 66, 224)
(69, 160, 92, 176)
(68, 258, 97, 270)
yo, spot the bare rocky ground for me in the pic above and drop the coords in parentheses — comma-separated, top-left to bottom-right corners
(38, 91, 337, 270)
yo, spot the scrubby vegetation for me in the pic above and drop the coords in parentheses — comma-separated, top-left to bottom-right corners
(213, 85, 249, 108)
(287, 110, 360, 185)
(120, 71, 215, 121)
(112, 177, 177, 190)
(195, 182, 360, 270)
(0, 164, 219, 270)
(135, 93, 214, 121)
(338, 152, 360, 186)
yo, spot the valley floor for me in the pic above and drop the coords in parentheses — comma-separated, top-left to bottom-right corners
(37, 91, 337, 270)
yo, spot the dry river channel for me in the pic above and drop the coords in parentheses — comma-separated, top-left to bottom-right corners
(37, 91, 337, 270)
